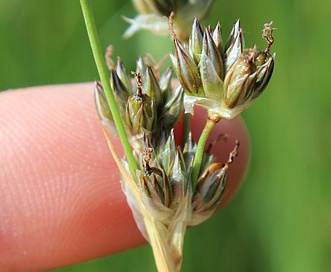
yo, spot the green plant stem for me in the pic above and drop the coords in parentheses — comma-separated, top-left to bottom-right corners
(191, 117, 219, 189)
(182, 113, 191, 147)
(80, 0, 137, 178)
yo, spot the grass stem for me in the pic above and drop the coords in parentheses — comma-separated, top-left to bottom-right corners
(80, 0, 137, 179)
(191, 116, 220, 189)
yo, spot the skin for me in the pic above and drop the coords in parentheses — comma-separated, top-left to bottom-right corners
(0, 83, 249, 272)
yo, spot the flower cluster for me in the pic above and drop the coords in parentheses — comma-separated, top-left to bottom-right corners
(92, 10, 275, 270)
(171, 19, 275, 119)
(95, 53, 238, 270)
(95, 55, 183, 148)
(95, 53, 236, 220)
(124, 0, 215, 41)
(80, 0, 277, 268)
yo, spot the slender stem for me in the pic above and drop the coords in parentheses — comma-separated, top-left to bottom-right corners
(182, 113, 191, 147)
(80, 0, 137, 178)
(191, 116, 220, 189)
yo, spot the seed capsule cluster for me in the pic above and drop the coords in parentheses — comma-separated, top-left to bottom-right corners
(95, 55, 237, 227)
(94, 14, 275, 271)
(171, 19, 275, 119)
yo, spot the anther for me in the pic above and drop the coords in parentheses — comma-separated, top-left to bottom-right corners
(226, 140, 239, 166)
(131, 71, 143, 97)
(105, 45, 114, 70)
(142, 147, 154, 173)
(169, 12, 176, 41)
(262, 21, 275, 54)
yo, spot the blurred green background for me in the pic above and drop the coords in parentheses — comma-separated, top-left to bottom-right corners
(1, 0, 331, 271)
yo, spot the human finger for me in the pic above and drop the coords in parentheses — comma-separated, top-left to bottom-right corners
(0, 83, 248, 271)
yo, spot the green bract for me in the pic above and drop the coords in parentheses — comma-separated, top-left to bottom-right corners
(171, 19, 275, 119)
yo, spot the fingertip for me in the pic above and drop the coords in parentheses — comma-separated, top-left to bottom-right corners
(0, 84, 145, 271)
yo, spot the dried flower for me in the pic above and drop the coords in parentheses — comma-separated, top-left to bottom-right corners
(171, 19, 275, 119)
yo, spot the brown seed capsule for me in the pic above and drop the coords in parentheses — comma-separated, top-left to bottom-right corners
(126, 72, 156, 134)
(222, 48, 274, 112)
(223, 53, 258, 109)
(139, 146, 172, 207)
(190, 141, 239, 226)
(126, 93, 156, 135)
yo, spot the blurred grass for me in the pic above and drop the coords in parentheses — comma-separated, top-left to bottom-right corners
(1, 0, 331, 271)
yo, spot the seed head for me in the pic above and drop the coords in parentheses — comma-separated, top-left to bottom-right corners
(171, 19, 276, 119)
